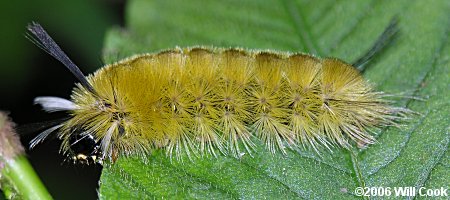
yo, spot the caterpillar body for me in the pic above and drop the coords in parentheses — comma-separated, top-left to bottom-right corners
(27, 22, 409, 164)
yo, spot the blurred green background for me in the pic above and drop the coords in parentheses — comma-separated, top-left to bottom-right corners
(0, 0, 124, 199)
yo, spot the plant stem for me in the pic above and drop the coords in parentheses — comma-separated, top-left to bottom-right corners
(0, 112, 52, 200)
(2, 156, 52, 200)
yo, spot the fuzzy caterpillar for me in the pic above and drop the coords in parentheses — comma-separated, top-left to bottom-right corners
(27, 22, 410, 164)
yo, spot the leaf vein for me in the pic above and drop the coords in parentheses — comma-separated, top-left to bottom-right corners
(281, 0, 322, 55)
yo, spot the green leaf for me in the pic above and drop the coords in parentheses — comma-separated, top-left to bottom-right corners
(99, 0, 449, 199)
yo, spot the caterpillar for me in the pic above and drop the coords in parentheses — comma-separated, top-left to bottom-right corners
(27, 21, 410, 164)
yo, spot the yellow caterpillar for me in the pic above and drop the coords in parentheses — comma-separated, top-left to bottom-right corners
(27, 22, 409, 164)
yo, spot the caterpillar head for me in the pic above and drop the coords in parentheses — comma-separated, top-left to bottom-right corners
(26, 22, 125, 164)
(30, 95, 113, 165)
(31, 83, 140, 164)
(67, 131, 101, 164)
